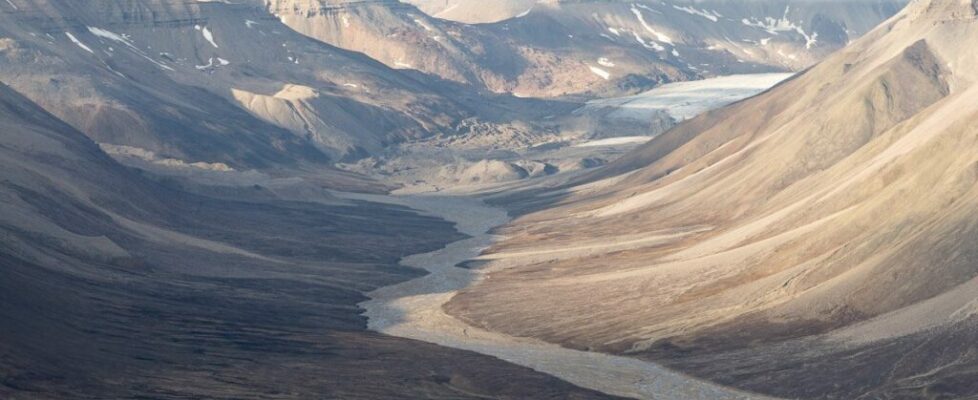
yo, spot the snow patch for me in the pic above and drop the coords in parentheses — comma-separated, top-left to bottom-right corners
(741, 6, 818, 49)
(196, 58, 215, 70)
(672, 5, 721, 22)
(86, 26, 175, 71)
(589, 66, 611, 80)
(196, 57, 230, 70)
(575, 136, 652, 148)
(631, 4, 673, 44)
(633, 3, 661, 14)
(65, 32, 94, 53)
(201, 26, 219, 48)
(633, 32, 664, 51)
(87, 27, 135, 49)
(777, 49, 799, 61)
(413, 18, 434, 32)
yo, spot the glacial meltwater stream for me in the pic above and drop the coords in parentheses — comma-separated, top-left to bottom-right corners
(356, 194, 772, 400)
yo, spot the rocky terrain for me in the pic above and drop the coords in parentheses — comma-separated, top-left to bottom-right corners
(268, 0, 686, 97)
(0, 75, 625, 399)
(271, 0, 904, 98)
(0, 0, 896, 188)
(0, 4, 610, 398)
(0, 0, 569, 169)
(339, 72, 793, 192)
(4, 0, 968, 399)
(446, 0, 978, 398)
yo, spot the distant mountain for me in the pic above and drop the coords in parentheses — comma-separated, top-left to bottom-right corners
(0, 0, 560, 167)
(404, 0, 538, 23)
(446, 0, 978, 398)
(269, 0, 688, 98)
(0, 0, 905, 172)
(385, 0, 904, 96)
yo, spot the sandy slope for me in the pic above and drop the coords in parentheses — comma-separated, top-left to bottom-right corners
(357, 193, 772, 400)
(443, 1, 978, 398)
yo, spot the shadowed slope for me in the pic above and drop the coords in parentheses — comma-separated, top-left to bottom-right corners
(0, 81, 619, 399)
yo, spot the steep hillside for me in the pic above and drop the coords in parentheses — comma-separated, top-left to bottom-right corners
(274, 0, 902, 98)
(270, 0, 693, 98)
(398, 0, 907, 97)
(0, 80, 619, 399)
(446, 0, 978, 398)
(0, 0, 552, 169)
(482, 0, 907, 74)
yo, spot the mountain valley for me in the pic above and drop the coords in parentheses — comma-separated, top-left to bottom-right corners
(3, 1, 978, 399)
(446, 1, 978, 398)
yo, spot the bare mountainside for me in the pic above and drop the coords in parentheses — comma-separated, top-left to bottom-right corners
(447, 0, 978, 398)
(0, 0, 563, 169)
(272, 0, 903, 97)
(0, 79, 620, 399)
(270, 0, 689, 97)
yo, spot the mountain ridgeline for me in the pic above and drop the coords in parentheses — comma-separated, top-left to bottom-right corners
(272, 0, 905, 97)
(0, 0, 569, 169)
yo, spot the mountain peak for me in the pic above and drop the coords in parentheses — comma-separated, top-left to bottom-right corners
(906, 0, 978, 21)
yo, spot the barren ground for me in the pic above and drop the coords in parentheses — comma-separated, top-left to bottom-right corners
(355, 193, 773, 400)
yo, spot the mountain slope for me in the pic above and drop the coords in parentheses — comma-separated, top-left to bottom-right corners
(445, 1, 978, 398)
(276, 0, 903, 98)
(0, 80, 620, 399)
(270, 0, 692, 97)
(0, 0, 550, 169)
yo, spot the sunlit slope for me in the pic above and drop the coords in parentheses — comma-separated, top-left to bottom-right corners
(447, 1, 978, 398)
(278, 0, 903, 97)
